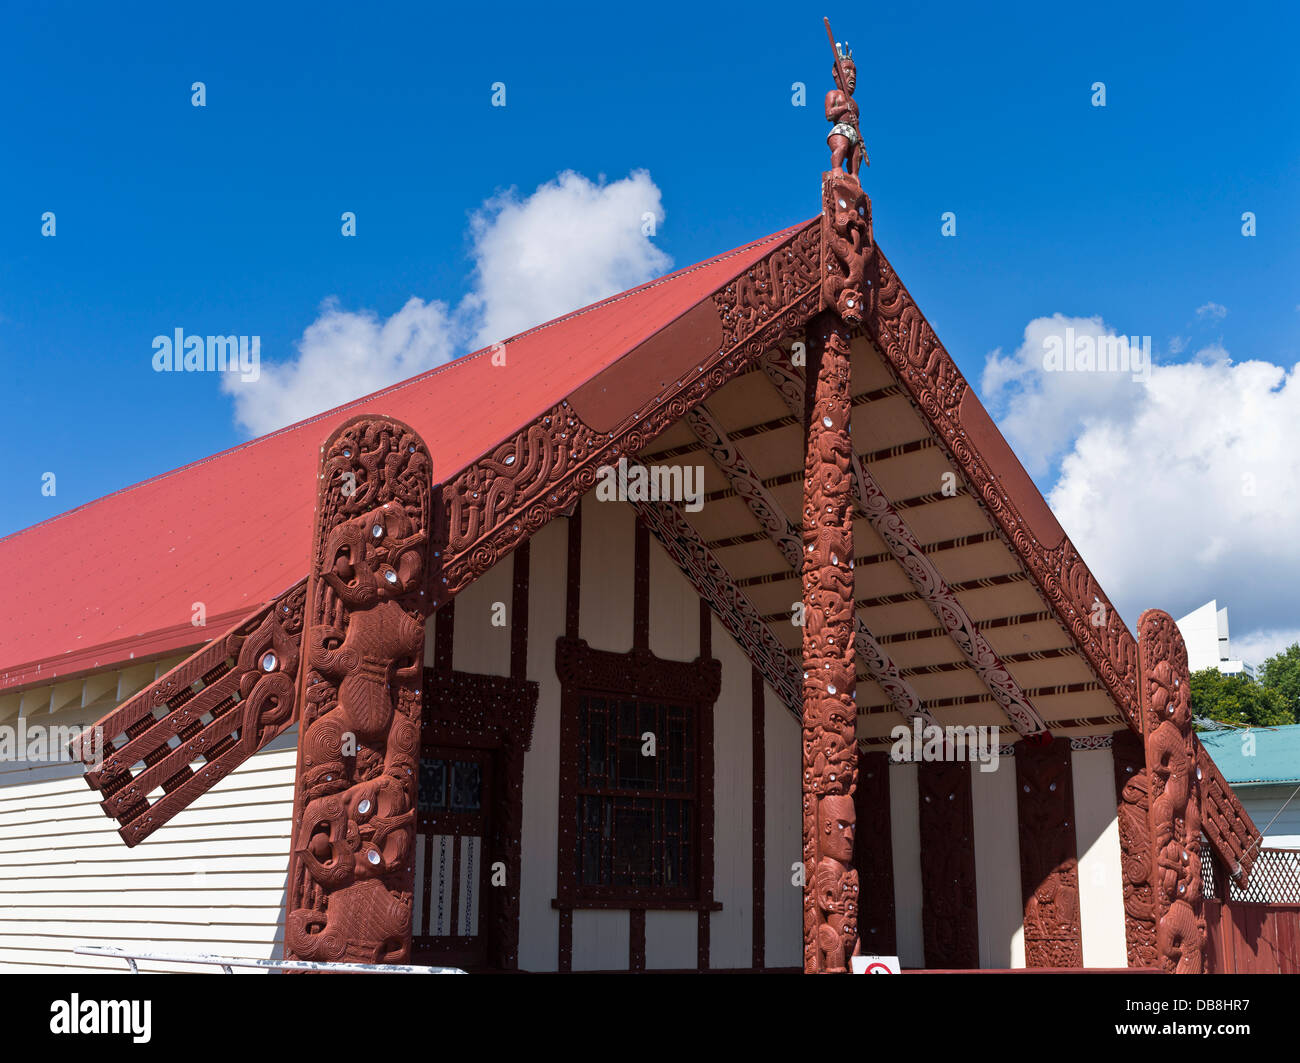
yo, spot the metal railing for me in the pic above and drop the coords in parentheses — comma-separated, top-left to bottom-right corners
(75, 945, 464, 974)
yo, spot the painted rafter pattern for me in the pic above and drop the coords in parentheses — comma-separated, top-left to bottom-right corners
(631, 489, 802, 714)
(758, 349, 1047, 736)
(682, 403, 936, 728)
(864, 251, 1140, 726)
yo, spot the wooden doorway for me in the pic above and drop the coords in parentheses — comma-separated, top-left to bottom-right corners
(413, 745, 494, 970)
(414, 666, 538, 971)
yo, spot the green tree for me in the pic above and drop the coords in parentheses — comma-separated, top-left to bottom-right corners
(1260, 643, 1300, 720)
(1189, 667, 1294, 729)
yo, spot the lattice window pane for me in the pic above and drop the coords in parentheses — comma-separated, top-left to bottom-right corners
(574, 693, 698, 896)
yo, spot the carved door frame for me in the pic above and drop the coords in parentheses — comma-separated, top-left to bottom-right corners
(420, 667, 538, 971)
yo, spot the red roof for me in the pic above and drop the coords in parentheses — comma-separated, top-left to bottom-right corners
(0, 223, 807, 691)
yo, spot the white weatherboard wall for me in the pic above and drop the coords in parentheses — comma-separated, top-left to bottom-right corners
(0, 722, 295, 973)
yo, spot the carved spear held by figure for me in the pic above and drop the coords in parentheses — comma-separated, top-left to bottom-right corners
(824, 17, 849, 98)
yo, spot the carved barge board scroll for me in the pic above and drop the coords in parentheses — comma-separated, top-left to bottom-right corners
(1016, 737, 1083, 967)
(437, 224, 822, 605)
(863, 249, 1139, 727)
(854, 750, 897, 955)
(1138, 609, 1205, 975)
(802, 309, 859, 974)
(1113, 727, 1157, 968)
(72, 579, 307, 846)
(917, 759, 979, 969)
(284, 416, 433, 965)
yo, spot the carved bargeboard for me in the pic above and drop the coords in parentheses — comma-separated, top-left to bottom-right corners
(1138, 609, 1204, 974)
(1197, 740, 1259, 888)
(73, 580, 307, 845)
(284, 416, 433, 965)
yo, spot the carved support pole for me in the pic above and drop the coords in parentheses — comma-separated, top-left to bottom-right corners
(284, 415, 433, 964)
(801, 306, 858, 973)
(1137, 609, 1205, 974)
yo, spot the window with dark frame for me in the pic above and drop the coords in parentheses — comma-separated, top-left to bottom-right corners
(573, 693, 699, 900)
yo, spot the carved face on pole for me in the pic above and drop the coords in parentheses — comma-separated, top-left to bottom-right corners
(818, 793, 856, 862)
(834, 59, 857, 96)
(322, 505, 425, 607)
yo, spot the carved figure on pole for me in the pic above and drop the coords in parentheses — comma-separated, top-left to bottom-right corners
(823, 19, 867, 177)
(284, 416, 433, 965)
(802, 312, 859, 973)
(820, 19, 871, 327)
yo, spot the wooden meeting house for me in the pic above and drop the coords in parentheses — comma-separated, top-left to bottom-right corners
(0, 31, 1270, 975)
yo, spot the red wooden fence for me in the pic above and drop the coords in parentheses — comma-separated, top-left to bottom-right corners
(1203, 899, 1300, 973)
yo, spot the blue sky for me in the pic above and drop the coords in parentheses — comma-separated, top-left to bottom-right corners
(3, 1, 1298, 652)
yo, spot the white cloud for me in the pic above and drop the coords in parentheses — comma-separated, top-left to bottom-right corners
(981, 319, 1300, 644)
(224, 170, 670, 434)
(980, 314, 1148, 476)
(223, 297, 458, 436)
(1196, 301, 1228, 321)
(1230, 628, 1300, 669)
(462, 169, 670, 348)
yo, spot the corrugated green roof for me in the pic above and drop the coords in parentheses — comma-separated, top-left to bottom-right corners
(1199, 723, 1300, 786)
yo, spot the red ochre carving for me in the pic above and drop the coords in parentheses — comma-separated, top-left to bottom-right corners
(1113, 727, 1157, 968)
(1016, 738, 1083, 967)
(820, 173, 870, 326)
(284, 416, 433, 965)
(1198, 743, 1260, 888)
(437, 227, 822, 607)
(1138, 609, 1205, 974)
(74, 580, 307, 846)
(917, 760, 979, 968)
(802, 312, 859, 973)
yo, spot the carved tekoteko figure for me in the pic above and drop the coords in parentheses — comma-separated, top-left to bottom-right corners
(823, 22, 866, 177)
(284, 416, 433, 965)
(819, 20, 871, 328)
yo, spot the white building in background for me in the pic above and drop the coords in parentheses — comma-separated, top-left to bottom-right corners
(1176, 600, 1255, 680)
